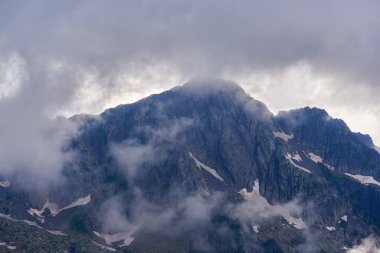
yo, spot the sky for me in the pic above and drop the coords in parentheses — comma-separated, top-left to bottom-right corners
(0, 0, 380, 145)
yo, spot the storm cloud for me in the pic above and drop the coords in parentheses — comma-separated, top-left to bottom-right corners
(0, 0, 380, 187)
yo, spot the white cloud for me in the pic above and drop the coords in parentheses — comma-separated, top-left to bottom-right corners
(110, 118, 194, 178)
(347, 236, 380, 253)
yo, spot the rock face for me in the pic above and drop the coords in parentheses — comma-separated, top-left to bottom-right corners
(1, 80, 380, 252)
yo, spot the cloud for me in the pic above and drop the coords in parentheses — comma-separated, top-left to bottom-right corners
(111, 140, 156, 179)
(347, 236, 380, 253)
(0, 112, 80, 192)
(97, 190, 222, 251)
(235, 63, 380, 145)
(0, 67, 81, 192)
(228, 180, 306, 231)
(1, 0, 379, 191)
(0, 47, 83, 192)
(1, 1, 379, 137)
(230, 198, 304, 228)
(110, 117, 194, 179)
(97, 179, 308, 251)
(99, 197, 139, 235)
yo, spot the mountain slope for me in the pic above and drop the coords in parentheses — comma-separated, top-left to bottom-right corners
(0, 80, 380, 252)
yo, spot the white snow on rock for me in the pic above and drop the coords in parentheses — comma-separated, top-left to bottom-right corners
(341, 215, 348, 222)
(47, 230, 67, 236)
(23, 219, 43, 229)
(292, 153, 303, 162)
(285, 153, 311, 174)
(239, 180, 268, 205)
(189, 152, 225, 182)
(308, 153, 323, 163)
(28, 194, 91, 220)
(0, 180, 10, 188)
(93, 231, 135, 247)
(324, 163, 335, 171)
(28, 201, 59, 221)
(23, 219, 67, 236)
(345, 173, 380, 187)
(0, 212, 66, 237)
(282, 213, 307, 230)
(0, 242, 16, 250)
(326, 226, 336, 231)
(239, 179, 307, 230)
(307, 152, 335, 170)
(91, 240, 117, 252)
(273, 131, 294, 142)
(59, 195, 91, 213)
(0, 213, 15, 221)
(252, 225, 259, 233)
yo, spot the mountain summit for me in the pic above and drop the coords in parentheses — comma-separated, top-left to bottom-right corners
(1, 81, 380, 252)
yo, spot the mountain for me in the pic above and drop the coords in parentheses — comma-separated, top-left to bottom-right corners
(1, 80, 380, 252)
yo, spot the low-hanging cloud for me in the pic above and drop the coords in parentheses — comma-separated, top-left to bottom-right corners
(0, 36, 91, 193)
(347, 236, 380, 253)
(110, 117, 194, 179)
(0, 54, 82, 192)
(97, 190, 223, 251)
(97, 181, 308, 251)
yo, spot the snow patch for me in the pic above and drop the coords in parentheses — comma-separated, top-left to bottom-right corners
(28, 201, 59, 222)
(0, 180, 10, 188)
(23, 220, 67, 236)
(0, 213, 66, 237)
(0, 213, 15, 221)
(324, 163, 335, 171)
(91, 240, 117, 252)
(273, 131, 294, 142)
(252, 225, 259, 233)
(47, 230, 67, 236)
(189, 152, 225, 182)
(23, 219, 43, 229)
(28, 194, 91, 220)
(292, 153, 302, 162)
(59, 195, 91, 213)
(281, 213, 307, 230)
(93, 231, 135, 247)
(239, 179, 307, 230)
(239, 180, 270, 208)
(345, 173, 380, 187)
(307, 152, 335, 170)
(0, 242, 16, 250)
(308, 153, 323, 163)
(326, 226, 336, 231)
(285, 153, 311, 173)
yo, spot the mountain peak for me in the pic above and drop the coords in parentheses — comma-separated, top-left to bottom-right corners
(175, 78, 246, 96)
(277, 106, 329, 119)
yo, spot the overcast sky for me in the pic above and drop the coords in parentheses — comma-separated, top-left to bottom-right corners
(1, 0, 380, 145)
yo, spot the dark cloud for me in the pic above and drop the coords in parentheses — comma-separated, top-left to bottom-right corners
(0, 0, 379, 188)
(2, 0, 379, 80)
